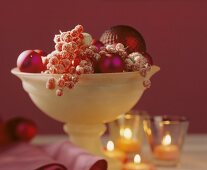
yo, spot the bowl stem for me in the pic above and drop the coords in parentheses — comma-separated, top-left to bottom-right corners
(64, 123, 122, 170)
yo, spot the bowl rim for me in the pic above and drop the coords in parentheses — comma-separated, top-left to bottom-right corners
(11, 67, 140, 76)
(11, 65, 160, 78)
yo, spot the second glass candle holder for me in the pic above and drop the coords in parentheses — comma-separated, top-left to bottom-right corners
(143, 115, 189, 167)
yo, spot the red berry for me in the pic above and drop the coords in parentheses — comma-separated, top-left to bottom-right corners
(73, 58, 81, 66)
(17, 50, 45, 73)
(5, 117, 37, 142)
(98, 53, 124, 73)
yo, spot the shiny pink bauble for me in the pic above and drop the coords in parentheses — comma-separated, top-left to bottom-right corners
(98, 53, 124, 73)
(91, 39, 104, 51)
(100, 25, 146, 54)
(17, 50, 44, 73)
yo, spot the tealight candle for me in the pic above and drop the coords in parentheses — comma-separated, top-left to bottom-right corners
(124, 154, 155, 170)
(116, 128, 141, 152)
(154, 134, 179, 160)
(104, 140, 126, 162)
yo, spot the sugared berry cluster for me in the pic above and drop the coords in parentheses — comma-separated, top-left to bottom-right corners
(43, 25, 101, 96)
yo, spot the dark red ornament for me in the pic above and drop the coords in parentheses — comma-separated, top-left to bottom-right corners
(98, 53, 124, 73)
(5, 117, 37, 142)
(90, 57, 100, 73)
(91, 39, 104, 51)
(142, 52, 153, 65)
(100, 25, 146, 54)
(0, 121, 11, 145)
(17, 50, 44, 73)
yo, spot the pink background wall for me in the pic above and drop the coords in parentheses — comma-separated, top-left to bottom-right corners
(1, 0, 207, 134)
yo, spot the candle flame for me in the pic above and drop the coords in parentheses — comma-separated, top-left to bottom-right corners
(134, 154, 141, 164)
(122, 128, 132, 139)
(107, 141, 114, 151)
(162, 134, 171, 145)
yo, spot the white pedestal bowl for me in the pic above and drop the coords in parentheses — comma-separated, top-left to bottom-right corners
(11, 66, 159, 170)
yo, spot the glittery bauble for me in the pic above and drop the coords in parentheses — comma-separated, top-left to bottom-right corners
(98, 53, 124, 73)
(142, 52, 153, 65)
(100, 25, 146, 54)
(17, 50, 44, 73)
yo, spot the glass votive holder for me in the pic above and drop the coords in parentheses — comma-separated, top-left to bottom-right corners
(107, 112, 144, 154)
(123, 153, 156, 170)
(143, 115, 189, 167)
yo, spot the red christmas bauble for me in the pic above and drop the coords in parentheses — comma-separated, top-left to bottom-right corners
(0, 122, 11, 145)
(98, 53, 124, 73)
(142, 52, 153, 65)
(91, 39, 104, 51)
(5, 117, 37, 142)
(100, 25, 146, 54)
(17, 50, 44, 73)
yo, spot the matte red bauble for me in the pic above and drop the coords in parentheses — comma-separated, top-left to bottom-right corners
(15, 121, 37, 141)
(0, 122, 11, 145)
(17, 50, 44, 73)
(100, 25, 146, 54)
(98, 53, 124, 73)
(5, 117, 37, 142)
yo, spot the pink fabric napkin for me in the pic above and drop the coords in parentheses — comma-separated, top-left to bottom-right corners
(0, 141, 107, 170)
(41, 141, 107, 170)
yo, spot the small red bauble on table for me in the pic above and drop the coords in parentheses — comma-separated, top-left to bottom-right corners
(0, 120, 11, 145)
(5, 117, 37, 142)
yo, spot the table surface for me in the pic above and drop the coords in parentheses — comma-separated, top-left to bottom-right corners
(33, 134, 207, 170)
